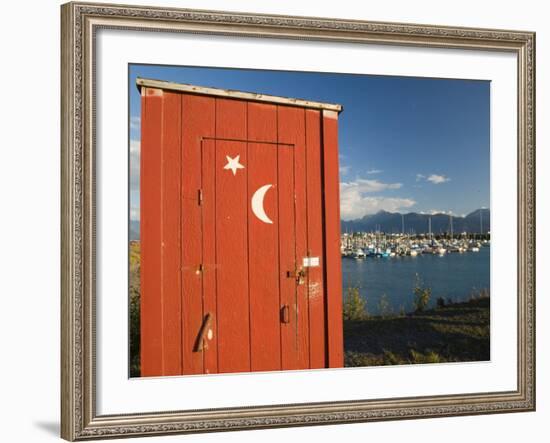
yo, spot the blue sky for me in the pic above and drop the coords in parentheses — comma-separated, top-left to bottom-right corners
(129, 64, 490, 221)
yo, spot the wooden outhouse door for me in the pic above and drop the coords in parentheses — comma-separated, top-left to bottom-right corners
(139, 79, 343, 377)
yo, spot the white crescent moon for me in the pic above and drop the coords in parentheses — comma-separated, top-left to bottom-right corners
(251, 184, 273, 224)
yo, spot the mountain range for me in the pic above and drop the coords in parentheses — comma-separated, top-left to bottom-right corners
(341, 209, 490, 235)
(130, 220, 140, 241)
(130, 208, 490, 241)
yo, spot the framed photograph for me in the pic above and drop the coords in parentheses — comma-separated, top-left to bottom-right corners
(61, 1, 536, 440)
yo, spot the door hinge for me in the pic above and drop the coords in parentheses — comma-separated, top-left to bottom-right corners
(198, 189, 203, 205)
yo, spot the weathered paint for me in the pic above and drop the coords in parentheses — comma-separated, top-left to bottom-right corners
(306, 109, 327, 369)
(140, 86, 163, 377)
(137, 77, 343, 112)
(140, 82, 344, 376)
(201, 138, 218, 374)
(277, 105, 310, 370)
(247, 102, 281, 372)
(322, 109, 345, 368)
(248, 150, 280, 371)
(180, 94, 215, 375)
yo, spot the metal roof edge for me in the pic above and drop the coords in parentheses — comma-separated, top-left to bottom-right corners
(136, 77, 343, 113)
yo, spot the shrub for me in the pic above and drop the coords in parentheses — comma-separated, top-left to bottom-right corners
(413, 273, 432, 312)
(410, 349, 443, 364)
(344, 351, 378, 367)
(436, 296, 446, 309)
(129, 288, 140, 377)
(343, 285, 368, 320)
(129, 241, 141, 377)
(377, 294, 393, 317)
(382, 350, 401, 365)
(469, 287, 490, 301)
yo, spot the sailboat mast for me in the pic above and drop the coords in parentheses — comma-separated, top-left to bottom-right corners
(480, 209, 483, 238)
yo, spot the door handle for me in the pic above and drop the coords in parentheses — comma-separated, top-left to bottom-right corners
(194, 313, 212, 352)
(281, 305, 290, 324)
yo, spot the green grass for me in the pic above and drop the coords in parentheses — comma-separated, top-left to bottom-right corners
(129, 241, 141, 377)
(344, 296, 490, 367)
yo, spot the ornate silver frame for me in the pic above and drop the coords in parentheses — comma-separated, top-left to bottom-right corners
(61, 2, 536, 440)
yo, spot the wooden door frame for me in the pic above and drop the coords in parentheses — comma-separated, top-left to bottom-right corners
(198, 111, 345, 370)
(198, 137, 312, 373)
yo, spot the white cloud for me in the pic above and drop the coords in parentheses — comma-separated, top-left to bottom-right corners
(427, 174, 451, 184)
(416, 173, 451, 184)
(130, 206, 140, 221)
(339, 165, 351, 176)
(341, 178, 402, 194)
(130, 139, 140, 191)
(428, 209, 450, 215)
(130, 138, 140, 154)
(130, 116, 141, 131)
(366, 169, 382, 175)
(339, 178, 415, 219)
(341, 196, 416, 220)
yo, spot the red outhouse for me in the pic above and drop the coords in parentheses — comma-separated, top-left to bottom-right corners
(138, 77, 344, 376)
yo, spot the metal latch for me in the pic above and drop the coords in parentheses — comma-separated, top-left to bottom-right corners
(286, 268, 306, 285)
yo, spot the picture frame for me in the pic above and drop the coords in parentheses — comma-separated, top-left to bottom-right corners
(60, 1, 536, 440)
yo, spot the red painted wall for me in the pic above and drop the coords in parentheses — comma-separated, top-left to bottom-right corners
(140, 86, 343, 376)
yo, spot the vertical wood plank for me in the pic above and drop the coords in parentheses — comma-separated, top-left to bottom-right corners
(216, 98, 247, 140)
(201, 138, 218, 374)
(215, 99, 250, 373)
(247, 103, 280, 371)
(140, 87, 164, 376)
(322, 110, 344, 368)
(247, 102, 277, 143)
(160, 91, 182, 375)
(215, 140, 250, 373)
(278, 106, 310, 370)
(277, 143, 297, 371)
(180, 94, 215, 375)
(305, 109, 327, 369)
(248, 143, 280, 371)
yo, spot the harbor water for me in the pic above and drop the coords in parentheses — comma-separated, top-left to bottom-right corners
(341, 246, 490, 315)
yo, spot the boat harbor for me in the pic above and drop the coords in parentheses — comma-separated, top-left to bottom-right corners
(341, 231, 490, 259)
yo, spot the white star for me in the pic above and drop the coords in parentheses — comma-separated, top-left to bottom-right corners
(223, 155, 245, 176)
